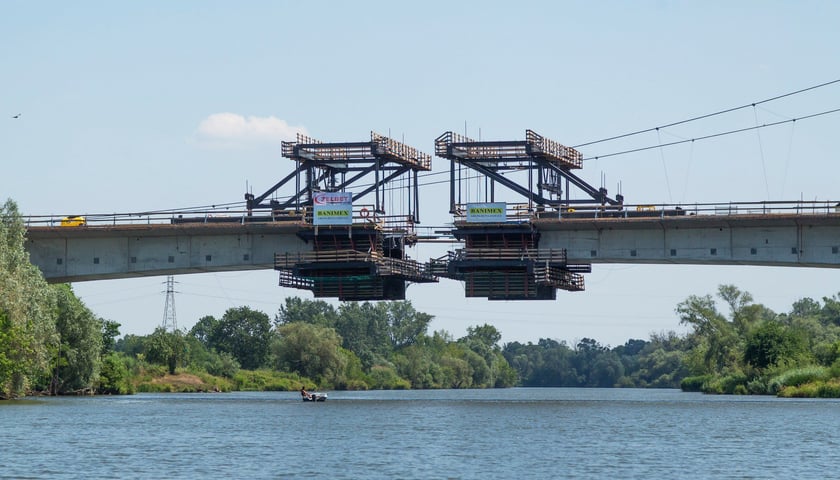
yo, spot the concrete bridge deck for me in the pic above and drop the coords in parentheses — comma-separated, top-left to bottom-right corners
(24, 207, 840, 284)
(533, 212, 840, 268)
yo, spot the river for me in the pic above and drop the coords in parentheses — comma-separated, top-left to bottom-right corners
(2, 388, 838, 479)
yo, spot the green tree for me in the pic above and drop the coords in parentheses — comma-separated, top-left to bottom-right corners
(386, 301, 433, 349)
(503, 338, 578, 387)
(677, 293, 740, 374)
(0, 199, 58, 398)
(820, 294, 840, 326)
(145, 327, 188, 374)
(46, 284, 103, 393)
(273, 322, 346, 385)
(98, 352, 135, 394)
(459, 324, 512, 387)
(790, 297, 821, 319)
(334, 302, 390, 368)
(629, 332, 687, 388)
(744, 321, 808, 370)
(183, 334, 240, 378)
(189, 315, 219, 348)
(275, 297, 338, 327)
(115, 334, 146, 357)
(101, 320, 121, 356)
(209, 307, 272, 370)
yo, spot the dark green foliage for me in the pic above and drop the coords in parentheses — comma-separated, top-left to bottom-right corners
(98, 352, 135, 394)
(276, 297, 338, 327)
(768, 366, 829, 393)
(701, 372, 749, 394)
(101, 320, 121, 356)
(177, 334, 241, 378)
(115, 334, 146, 357)
(206, 307, 272, 370)
(12, 211, 840, 399)
(368, 364, 411, 389)
(272, 322, 347, 385)
(744, 321, 807, 370)
(144, 327, 189, 374)
(45, 284, 104, 394)
(681, 375, 712, 392)
(0, 199, 58, 398)
(233, 369, 310, 391)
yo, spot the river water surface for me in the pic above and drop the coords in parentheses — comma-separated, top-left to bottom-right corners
(2, 388, 839, 479)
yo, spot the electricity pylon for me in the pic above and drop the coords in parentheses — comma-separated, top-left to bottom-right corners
(162, 276, 178, 332)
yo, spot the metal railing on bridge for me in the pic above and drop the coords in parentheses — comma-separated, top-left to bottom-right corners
(449, 200, 840, 223)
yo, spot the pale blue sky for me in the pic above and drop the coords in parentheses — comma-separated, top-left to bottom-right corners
(3, 1, 840, 346)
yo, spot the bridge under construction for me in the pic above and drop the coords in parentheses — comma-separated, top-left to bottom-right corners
(23, 130, 840, 301)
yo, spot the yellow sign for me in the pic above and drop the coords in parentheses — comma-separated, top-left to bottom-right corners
(316, 209, 350, 217)
(466, 202, 506, 222)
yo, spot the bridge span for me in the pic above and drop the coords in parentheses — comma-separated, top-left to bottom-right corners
(24, 202, 840, 299)
(20, 130, 840, 301)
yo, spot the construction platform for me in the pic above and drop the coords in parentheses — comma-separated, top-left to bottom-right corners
(275, 225, 437, 301)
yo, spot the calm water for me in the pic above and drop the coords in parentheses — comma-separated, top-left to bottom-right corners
(2, 388, 839, 479)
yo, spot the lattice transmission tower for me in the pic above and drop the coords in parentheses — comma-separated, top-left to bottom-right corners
(162, 276, 178, 332)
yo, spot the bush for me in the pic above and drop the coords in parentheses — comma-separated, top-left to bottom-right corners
(233, 369, 311, 391)
(680, 375, 712, 392)
(778, 382, 819, 398)
(702, 373, 748, 394)
(746, 378, 769, 395)
(768, 366, 828, 394)
(368, 365, 411, 390)
(98, 353, 136, 395)
(817, 381, 840, 398)
(340, 378, 370, 391)
(203, 350, 240, 379)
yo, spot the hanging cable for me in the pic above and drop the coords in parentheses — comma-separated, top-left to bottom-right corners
(656, 128, 673, 203)
(680, 139, 695, 204)
(753, 105, 770, 199)
(781, 119, 796, 199)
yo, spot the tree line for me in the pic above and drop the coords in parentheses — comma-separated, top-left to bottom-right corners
(5, 198, 840, 398)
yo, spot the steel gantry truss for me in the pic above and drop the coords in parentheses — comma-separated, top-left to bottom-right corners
(435, 129, 623, 214)
(242, 129, 622, 301)
(245, 131, 431, 223)
(245, 131, 437, 301)
(429, 129, 617, 299)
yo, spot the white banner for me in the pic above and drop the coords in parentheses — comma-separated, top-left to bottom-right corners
(312, 192, 353, 225)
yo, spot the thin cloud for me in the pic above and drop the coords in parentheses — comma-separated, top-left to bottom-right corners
(194, 113, 307, 148)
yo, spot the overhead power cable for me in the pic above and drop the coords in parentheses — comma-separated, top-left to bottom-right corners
(572, 78, 840, 148)
(584, 106, 840, 161)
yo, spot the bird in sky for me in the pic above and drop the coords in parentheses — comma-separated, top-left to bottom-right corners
(12, 113, 21, 119)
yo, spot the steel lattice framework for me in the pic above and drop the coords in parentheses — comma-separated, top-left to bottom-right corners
(435, 129, 623, 214)
(245, 131, 431, 223)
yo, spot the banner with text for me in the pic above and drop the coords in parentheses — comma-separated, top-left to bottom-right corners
(313, 192, 353, 225)
(466, 202, 506, 223)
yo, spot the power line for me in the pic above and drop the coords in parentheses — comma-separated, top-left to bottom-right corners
(572, 78, 840, 148)
(583, 106, 840, 161)
(109, 104, 834, 212)
(77, 84, 839, 216)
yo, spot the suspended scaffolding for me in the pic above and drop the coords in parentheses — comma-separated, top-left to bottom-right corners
(429, 130, 608, 300)
(252, 131, 436, 301)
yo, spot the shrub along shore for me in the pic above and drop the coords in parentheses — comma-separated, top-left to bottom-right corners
(5, 199, 840, 399)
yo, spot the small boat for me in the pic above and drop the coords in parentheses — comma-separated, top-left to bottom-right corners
(302, 393, 327, 402)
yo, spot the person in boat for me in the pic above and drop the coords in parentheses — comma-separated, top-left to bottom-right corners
(300, 386, 312, 400)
